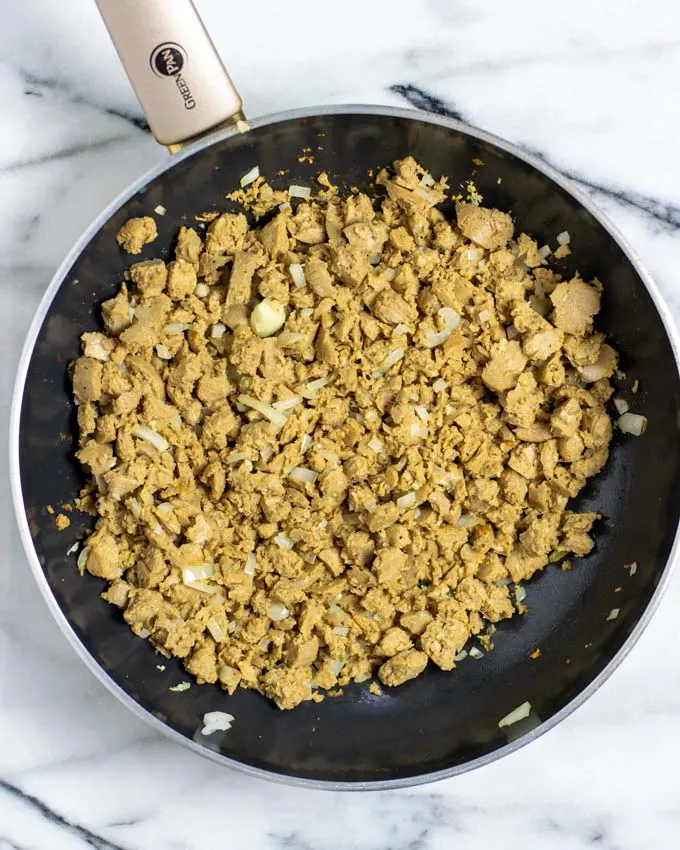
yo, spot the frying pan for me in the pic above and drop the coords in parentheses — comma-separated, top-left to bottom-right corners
(9, 0, 680, 789)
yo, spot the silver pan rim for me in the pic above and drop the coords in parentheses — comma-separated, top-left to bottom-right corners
(10, 103, 680, 791)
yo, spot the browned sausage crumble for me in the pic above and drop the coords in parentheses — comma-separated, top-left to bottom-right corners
(70, 158, 616, 709)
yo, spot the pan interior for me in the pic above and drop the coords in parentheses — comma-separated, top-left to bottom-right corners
(18, 111, 680, 784)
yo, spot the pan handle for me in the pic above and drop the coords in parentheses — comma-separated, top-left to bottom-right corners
(95, 0, 243, 150)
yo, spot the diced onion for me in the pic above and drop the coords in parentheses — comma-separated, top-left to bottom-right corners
(240, 165, 260, 187)
(289, 466, 319, 484)
(409, 422, 428, 439)
(238, 394, 288, 429)
(613, 398, 629, 415)
(77, 546, 90, 575)
(396, 492, 417, 509)
(515, 585, 527, 603)
(274, 533, 295, 550)
(478, 309, 490, 322)
(538, 244, 551, 259)
(133, 425, 169, 452)
(384, 268, 396, 281)
(607, 607, 620, 621)
(370, 347, 405, 379)
(207, 617, 224, 641)
(330, 660, 344, 676)
(333, 626, 349, 636)
(182, 580, 214, 594)
(288, 184, 311, 199)
(414, 405, 429, 421)
(289, 263, 306, 288)
(195, 283, 209, 298)
(298, 377, 329, 398)
(432, 378, 448, 392)
(211, 322, 226, 339)
(557, 231, 571, 246)
(272, 395, 302, 411)
(236, 119, 250, 133)
(439, 306, 461, 330)
(259, 445, 274, 462)
(169, 681, 191, 692)
(166, 322, 192, 335)
(156, 502, 173, 515)
(155, 344, 172, 359)
(277, 332, 304, 345)
(454, 650, 468, 662)
(225, 451, 249, 465)
(456, 514, 481, 528)
(468, 646, 484, 659)
(244, 553, 256, 576)
(278, 201, 291, 212)
(393, 323, 408, 337)
(368, 437, 383, 453)
(627, 561, 638, 576)
(618, 412, 647, 436)
(182, 564, 214, 584)
(420, 173, 435, 187)
(301, 434, 313, 453)
(268, 601, 289, 621)
(250, 298, 286, 338)
(66, 541, 79, 556)
(498, 701, 531, 728)
(368, 253, 381, 266)
(424, 329, 451, 349)
(318, 449, 340, 464)
(201, 711, 234, 735)
(154, 204, 166, 215)
(305, 552, 317, 564)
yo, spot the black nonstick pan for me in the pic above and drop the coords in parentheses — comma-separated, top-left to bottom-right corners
(9, 0, 680, 789)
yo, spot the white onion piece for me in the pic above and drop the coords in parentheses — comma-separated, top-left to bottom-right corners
(183, 580, 214, 594)
(420, 173, 435, 187)
(454, 650, 468, 662)
(225, 451, 249, 465)
(244, 553, 256, 576)
(237, 395, 288, 429)
(156, 502, 173, 515)
(259, 446, 274, 462)
(618, 412, 647, 436)
(250, 298, 286, 337)
(333, 626, 349, 636)
(393, 323, 408, 337)
(300, 434, 313, 453)
(298, 377, 329, 398)
(456, 514, 481, 528)
(155, 344, 172, 360)
(201, 711, 234, 735)
(409, 422, 428, 439)
(278, 201, 291, 212)
(515, 585, 527, 603)
(288, 184, 311, 199)
(438, 306, 461, 330)
(330, 660, 344, 676)
(396, 492, 417, 509)
(166, 322, 192, 335)
(195, 283, 209, 297)
(607, 608, 620, 621)
(305, 552, 317, 564)
(368, 437, 383, 453)
(66, 541, 79, 556)
(240, 165, 260, 187)
(289, 263, 306, 288)
(432, 378, 448, 392)
(278, 331, 304, 346)
(370, 347, 405, 379)
(272, 396, 302, 412)
(468, 646, 484, 659)
(154, 204, 166, 215)
(182, 564, 214, 584)
(613, 398, 629, 415)
(133, 425, 169, 451)
(538, 244, 551, 259)
(368, 254, 381, 266)
(557, 230, 571, 245)
(289, 466, 319, 484)
(211, 323, 226, 339)
(627, 561, 638, 576)
(424, 329, 451, 349)
(77, 546, 90, 574)
(274, 533, 295, 550)
(414, 405, 429, 421)
(268, 601, 289, 621)
(498, 701, 531, 728)
(207, 617, 224, 641)
(384, 268, 396, 281)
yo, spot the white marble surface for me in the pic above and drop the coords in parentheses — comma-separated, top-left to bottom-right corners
(2, 0, 680, 846)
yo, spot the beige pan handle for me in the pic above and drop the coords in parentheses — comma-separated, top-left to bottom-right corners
(95, 0, 243, 149)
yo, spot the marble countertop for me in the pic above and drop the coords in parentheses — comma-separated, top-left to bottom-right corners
(2, 0, 680, 846)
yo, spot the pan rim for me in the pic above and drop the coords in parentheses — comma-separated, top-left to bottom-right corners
(9, 102, 680, 791)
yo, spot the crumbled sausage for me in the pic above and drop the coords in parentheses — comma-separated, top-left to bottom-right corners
(72, 163, 615, 710)
(116, 217, 157, 254)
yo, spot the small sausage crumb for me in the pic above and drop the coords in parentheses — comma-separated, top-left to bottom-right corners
(116, 216, 158, 255)
(55, 514, 70, 531)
